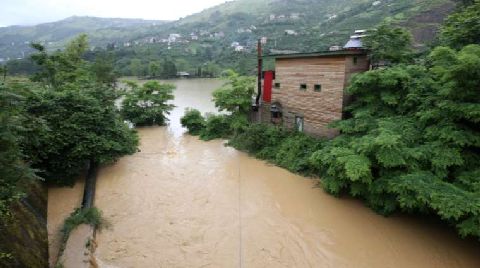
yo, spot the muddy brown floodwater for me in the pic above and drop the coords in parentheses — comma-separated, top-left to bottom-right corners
(49, 78, 480, 268)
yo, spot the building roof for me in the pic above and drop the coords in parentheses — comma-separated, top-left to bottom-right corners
(344, 38, 363, 49)
(263, 49, 367, 60)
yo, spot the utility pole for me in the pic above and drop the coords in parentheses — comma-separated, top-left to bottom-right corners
(254, 37, 267, 111)
(255, 39, 262, 110)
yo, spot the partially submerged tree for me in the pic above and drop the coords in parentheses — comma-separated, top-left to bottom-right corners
(121, 81, 175, 126)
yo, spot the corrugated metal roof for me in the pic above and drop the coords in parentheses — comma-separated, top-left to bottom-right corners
(344, 38, 363, 49)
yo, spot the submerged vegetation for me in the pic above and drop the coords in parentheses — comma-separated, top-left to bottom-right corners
(56, 207, 105, 263)
(121, 80, 175, 126)
(182, 3, 480, 240)
(61, 207, 105, 239)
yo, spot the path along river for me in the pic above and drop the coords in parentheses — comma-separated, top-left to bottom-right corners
(48, 78, 480, 268)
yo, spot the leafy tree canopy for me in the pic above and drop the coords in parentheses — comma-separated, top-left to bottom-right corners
(24, 35, 138, 185)
(363, 24, 414, 66)
(121, 81, 175, 126)
(441, 0, 480, 49)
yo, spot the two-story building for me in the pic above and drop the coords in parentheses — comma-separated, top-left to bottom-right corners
(257, 49, 370, 137)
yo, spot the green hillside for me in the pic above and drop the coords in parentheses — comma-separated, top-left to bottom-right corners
(0, 16, 168, 60)
(1, 0, 458, 76)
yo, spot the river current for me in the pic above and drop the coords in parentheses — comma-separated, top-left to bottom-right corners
(48, 78, 480, 268)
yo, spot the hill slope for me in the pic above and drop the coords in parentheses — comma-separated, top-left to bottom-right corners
(0, 16, 168, 60)
(1, 0, 457, 75)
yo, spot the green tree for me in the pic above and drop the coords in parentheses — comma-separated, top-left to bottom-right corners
(92, 52, 117, 87)
(212, 70, 254, 115)
(148, 61, 161, 77)
(121, 81, 175, 126)
(31, 34, 91, 88)
(310, 45, 480, 238)
(161, 59, 177, 78)
(130, 59, 143, 77)
(0, 84, 38, 221)
(440, 1, 480, 49)
(363, 24, 414, 66)
(26, 35, 139, 185)
(180, 108, 206, 135)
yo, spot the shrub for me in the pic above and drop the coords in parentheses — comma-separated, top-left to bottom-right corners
(61, 207, 105, 239)
(199, 114, 233, 141)
(180, 108, 206, 135)
(275, 134, 324, 174)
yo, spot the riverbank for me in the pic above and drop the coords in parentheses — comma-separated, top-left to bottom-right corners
(93, 126, 480, 267)
(46, 78, 480, 267)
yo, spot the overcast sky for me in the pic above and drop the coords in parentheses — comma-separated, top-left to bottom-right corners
(0, 0, 231, 27)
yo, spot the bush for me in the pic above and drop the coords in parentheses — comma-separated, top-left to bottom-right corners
(180, 108, 205, 135)
(199, 114, 233, 141)
(275, 134, 324, 174)
(229, 124, 323, 175)
(311, 45, 480, 238)
(61, 207, 105, 238)
(121, 81, 175, 126)
(229, 123, 287, 157)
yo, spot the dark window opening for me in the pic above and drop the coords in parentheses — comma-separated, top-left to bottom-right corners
(314, 84, 322, 92)
(353, 56, 358, 65)
(270, 104, 283, 124)
(274, 82, 281, 89)
(300, 84, 307, 90)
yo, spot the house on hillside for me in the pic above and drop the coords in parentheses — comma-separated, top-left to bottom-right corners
(255, 33, 370, 137)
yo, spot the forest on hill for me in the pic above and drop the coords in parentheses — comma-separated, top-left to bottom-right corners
(2, 0, 458, 77)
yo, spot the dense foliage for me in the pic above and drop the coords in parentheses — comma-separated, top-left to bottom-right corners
(0, 84, 37, 223)
(182, 7, 480, 238)
(441, 0, 480, 49)
(22, 35, 139, 185)
(363, 24, 414, 65)
(229, 124, 324, 174)
(180, 108, 206, 135)
(121, 81, 175, 126)
(311, 44, 480, 237)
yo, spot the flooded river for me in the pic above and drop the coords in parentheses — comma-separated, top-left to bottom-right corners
(49, 78, 480, 268)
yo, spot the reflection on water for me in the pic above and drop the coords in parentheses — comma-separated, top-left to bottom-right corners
(49, 78, 480, 268)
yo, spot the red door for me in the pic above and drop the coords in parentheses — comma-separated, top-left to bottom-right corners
(263, 71, 273, 103)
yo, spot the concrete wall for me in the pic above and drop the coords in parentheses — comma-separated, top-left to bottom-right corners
(0, 181, 48, 268)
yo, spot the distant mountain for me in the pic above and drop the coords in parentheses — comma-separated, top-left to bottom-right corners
(1, 0, 457, 75)
(0, 16, 168, 60)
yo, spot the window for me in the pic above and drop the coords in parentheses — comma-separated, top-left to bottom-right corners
(353, 56, 358, 65)
(274, 82, 281, 89)
(314, 84, 322, 92)
(300, 84, 307, 90)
